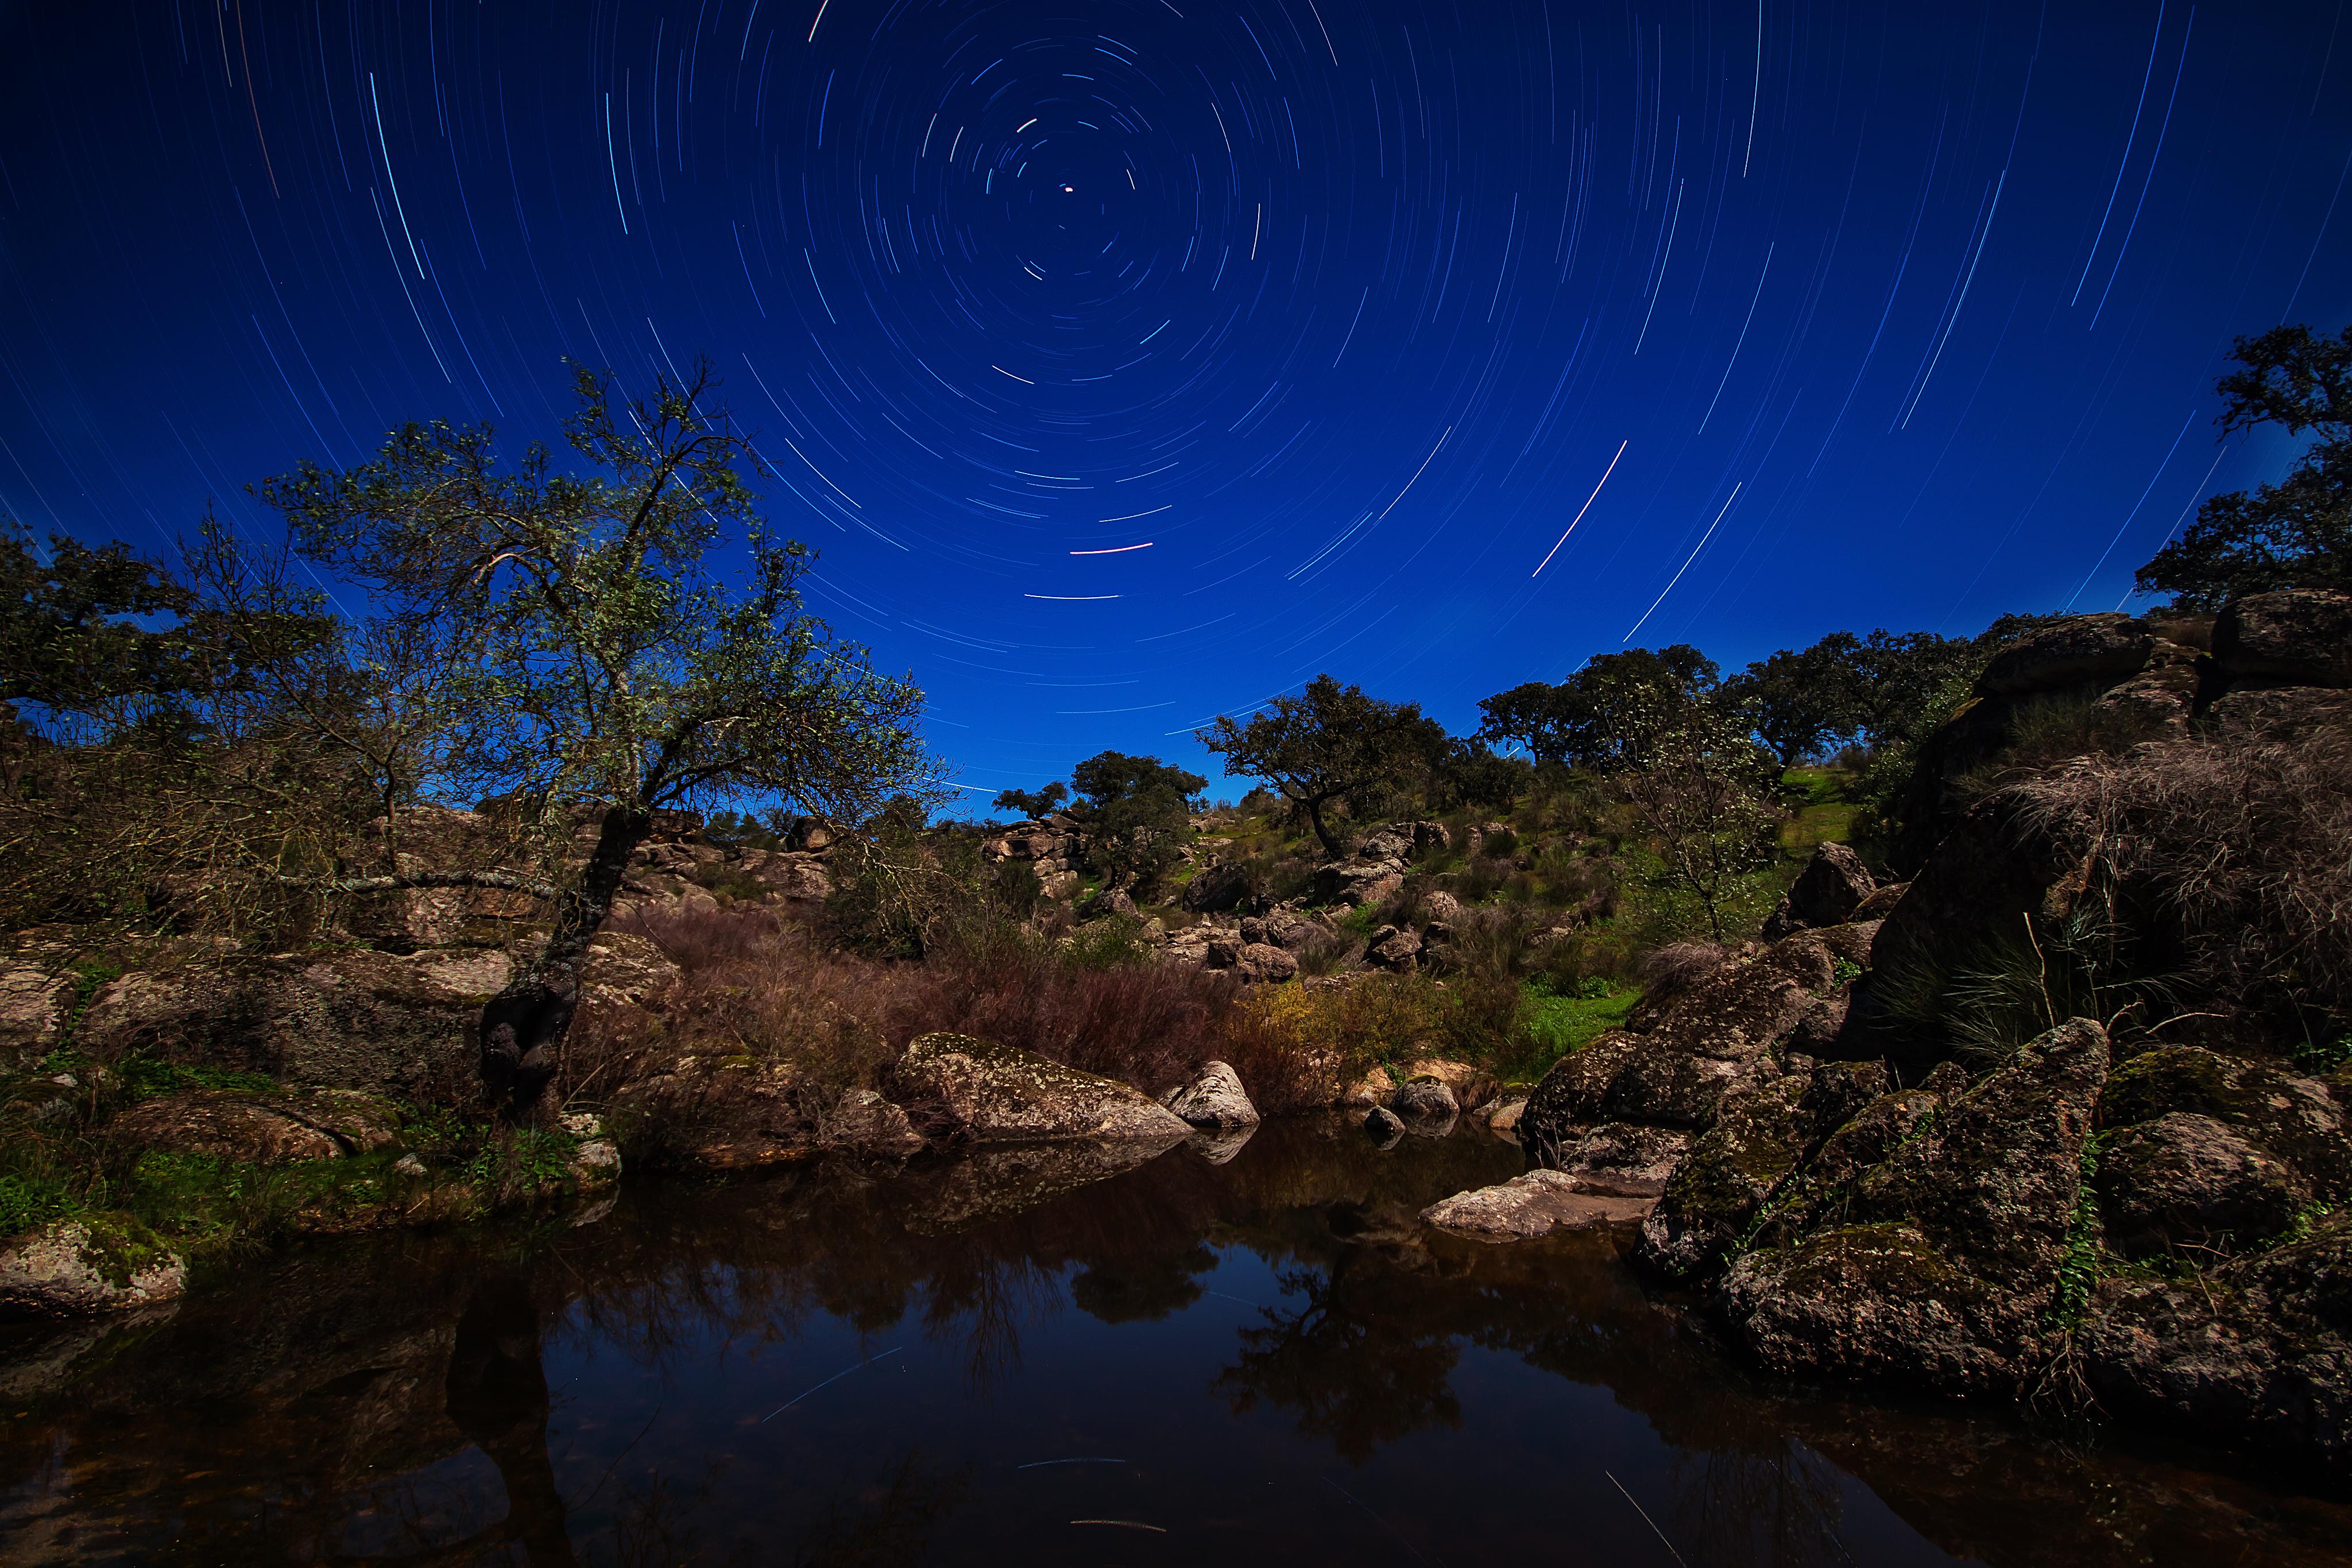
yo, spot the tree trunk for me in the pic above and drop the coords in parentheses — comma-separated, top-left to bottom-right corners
(479, 802, 648, 1118)
(1302, 796, 1344, 860)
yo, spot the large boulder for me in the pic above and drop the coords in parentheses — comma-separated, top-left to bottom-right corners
(1159, 1060, 1261, 1130)
(1181, 860, 1254, 913)
(1637, 1078, 1818, 1280)
(1637, 1060, 1894, 1278)
(609, 1060, 924, 1169)
(2098, 1045, 2347, 1201)
(0, 1219, 185, 1320)
(1391, 1075, 1460, 1124)
(1715, 1019, 2110, 1396)
(1519, 930, 1842, 1163)
(1784, 842, 1876, 930)
(887, 1033, 1191, 1145)
(2082, 1213, 2352, 1466)
(75, 949, 510, 1105)
(2096, 1112, 2308, 1258)
(1977, 614, 2155, 695)
(106, 1089, 401, 1164)
(1879, 613, 2208, 875)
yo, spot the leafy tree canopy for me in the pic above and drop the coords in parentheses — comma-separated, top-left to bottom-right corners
(992, 780, 1069, 819)
(2137, 323, 2352, 608)
(1068, 749, 1206, 891)
(258, 358, 932, 1110)
(1476, 644, 1719, 771)
(1200, 675, 1445, 858)
(0, 524, 233, 722)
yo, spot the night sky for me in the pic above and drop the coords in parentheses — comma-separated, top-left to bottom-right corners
(2, 2, 2347, 806)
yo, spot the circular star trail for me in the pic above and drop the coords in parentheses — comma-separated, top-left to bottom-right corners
(1, 2, 2346, 800)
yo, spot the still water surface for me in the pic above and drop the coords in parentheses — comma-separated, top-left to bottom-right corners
(3, 1117, 2347, 1566)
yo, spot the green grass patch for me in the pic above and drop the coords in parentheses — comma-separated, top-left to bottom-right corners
(118, 1056, 284, 1097)
(1781, 766, 1861, 851)
(1509, 978, 1641, 1079)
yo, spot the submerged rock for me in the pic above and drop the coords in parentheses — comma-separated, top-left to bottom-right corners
(1421, 1170, 1653, 1240)
(888, 1032, 1192, 1145)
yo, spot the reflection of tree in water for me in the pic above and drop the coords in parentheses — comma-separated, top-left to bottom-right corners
(22, 1121, 2352, 1568)
(1666, 1442, 1859, 1568)
(1213, 1260, 1463, 1465)
(786, 1447, 973, 1568)
(1069, 1242, 1214, 1323)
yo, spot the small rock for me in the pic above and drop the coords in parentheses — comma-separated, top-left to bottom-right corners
(1363, 1106, 1406, 1145)
(821, 1089, 926, 1158)
(392, 1153, 428, 1178)
(1369, 926, 1424, 970)
(1159, 1060, 1262, 1130)
(1391, 1077, 1459, 1122)
(1233, 942, 1300, 984)
(1422, 1170, 1655, 1240)
(1486, 1096, 1529, 1138)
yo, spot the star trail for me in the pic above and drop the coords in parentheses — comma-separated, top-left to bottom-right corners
(0, 2, 2346, 802)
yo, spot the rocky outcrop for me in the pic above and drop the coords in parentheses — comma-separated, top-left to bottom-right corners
(1519, 927, 1864, 1164)
(74, 947, 510, 1105)
(106, 1088, 401, 1164)
(981, 816, 1086, 903)
(2081, 1214, 2352, 1465)
(1715, 1019, 2110, 1396)
(887, 1032, 1192, 1146)
(1421, 1169, 1652, 1240)
(1159, 1059, 1260, 1130)
(2211, 587, 2352, 687)
(1311, 826, 1413, 907)
(1885, 591, 2351, 878)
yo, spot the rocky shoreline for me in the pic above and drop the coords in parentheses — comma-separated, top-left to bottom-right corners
(4, 591, 2349, 1472)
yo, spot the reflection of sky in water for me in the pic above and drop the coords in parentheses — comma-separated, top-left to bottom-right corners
(6, 1122, 2350, 1565)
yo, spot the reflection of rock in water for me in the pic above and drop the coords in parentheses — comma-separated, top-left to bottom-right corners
(895, 1133, 1186, 1233)
(7, 1115, 2352, 1568)
(1185, 1120, 1258, 1164)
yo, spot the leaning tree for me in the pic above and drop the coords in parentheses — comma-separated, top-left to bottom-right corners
(258, 360, 930, 1113)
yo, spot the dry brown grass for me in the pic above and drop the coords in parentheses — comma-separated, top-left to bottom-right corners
(2011, 727, 2352, 1041)
(601, 903, 1262, 1104)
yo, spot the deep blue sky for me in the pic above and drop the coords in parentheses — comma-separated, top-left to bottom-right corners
(1, 2, 2347, 807)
